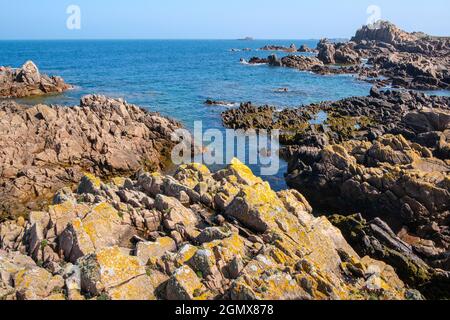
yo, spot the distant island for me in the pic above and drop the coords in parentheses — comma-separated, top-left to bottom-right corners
(237, 36, 254, 41)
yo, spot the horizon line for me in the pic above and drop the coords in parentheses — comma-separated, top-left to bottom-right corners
(0, 37, 349, 42)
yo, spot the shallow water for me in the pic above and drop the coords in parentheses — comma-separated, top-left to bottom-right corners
(1, 40, 448, 190)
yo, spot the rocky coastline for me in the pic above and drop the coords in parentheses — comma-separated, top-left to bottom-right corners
(221, 89, 450, 298)
(0, 158, 417, 300)
(0, 21, 449, 301)
(0, 95, 181, 219)
(0, 61, 72, 98)
(246, 21, 450, 91)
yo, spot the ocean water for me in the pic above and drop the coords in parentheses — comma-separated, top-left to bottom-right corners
(0, 39, 420, 190)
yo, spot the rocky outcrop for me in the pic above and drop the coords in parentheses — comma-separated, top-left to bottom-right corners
(247, 57, 269, 64)
(346, 21, 449, 89)
(298, 44, 317, 53)
(221, 89, 450, 298)
(280, 55, 325, 71)
(0, 96, 181, 218)
(352, 21, 420, 46)
(0, 61, 72, 98)
(246, 22, 450, 90)
(286, 135, 450, 257)
(0, 159, 414, 300)
(330, 214, 450, 299)
(259, 44, 297, 52)
(317, 39, 337, 64)
(204, 99, 237, 107)
(222, 89, 450, 146)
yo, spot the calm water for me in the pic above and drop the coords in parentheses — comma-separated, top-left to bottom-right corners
(1, 39, 435, 190)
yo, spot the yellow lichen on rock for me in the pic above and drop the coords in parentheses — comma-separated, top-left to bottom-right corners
(95, 246, 145, 289)
(166, 265, 213, 300)
(108, 275, 157, 300)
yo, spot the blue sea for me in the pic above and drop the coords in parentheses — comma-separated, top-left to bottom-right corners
(1, 40, 448, 190)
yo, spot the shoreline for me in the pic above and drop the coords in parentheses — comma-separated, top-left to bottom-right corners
(1, 20, 449, 301)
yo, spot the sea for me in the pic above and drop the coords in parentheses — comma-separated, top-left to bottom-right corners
(1, 40, 449, 190)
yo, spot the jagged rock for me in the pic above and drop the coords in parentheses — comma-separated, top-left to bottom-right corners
(287, 135, 449, 247)
(0, 160, 415, 300)
(78, 246, 146, 296)
(298, 44, 317, 53)
(0, 61, 71, 98)
(59, 202, 134, 263)
(194, 227, 233, 244)
(0, 95, 181, 217)
(280, 55, 324, 70)
(268, 54, 283, 67)
(221, 90, 450, 299)
(330, 214, 450, 299)
(136, 237, 177, 264)
(352, 21, 420, 45)
(317, 39, 336, 64)
(155, 195, 199, 231)
(259, 44, 297, 52)
(166, 265, 212, 300)
(0, 250, 63, 300)
(249, 22, 450, 90)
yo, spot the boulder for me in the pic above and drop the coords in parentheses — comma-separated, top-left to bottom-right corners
(0, 61, 71, 98)
(78, 246, 146, 296)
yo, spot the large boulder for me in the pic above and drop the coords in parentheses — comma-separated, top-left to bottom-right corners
(0, 61, 71, 98)
(317, 39, 336, 64)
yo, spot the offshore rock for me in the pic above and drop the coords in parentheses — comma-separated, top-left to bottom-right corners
(0, 61, 71, 98)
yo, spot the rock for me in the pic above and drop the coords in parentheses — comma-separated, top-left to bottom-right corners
(259, 44, 297, 52)
(0, 95, 181, 217)
(59, 202, 134, 263)
(166, 265, 212, 300)
(0, 250, 63, 300)
(317, 39, 336, 64)
(155, 195, 199, 231)
(247, 57, 269, 64)
(254, 22, 450, 91)
(298, 44, 317, 53)
(78, 246, 146, 296)
(352, 21, 419, 45)
(0, 159, 415, 300)
(14, 268, 64, 300)
(136, 237, 177, 264)
(268, 54, 283, 67)
(77, 174, 102, 195)
(204, 99, 236, 107)
(221, 89, 450, 299)
(330, 214, 450, 299)
(0, 61, 71, 98)
(194, 227, 233, 244)
(107, 275, 158, 300)
(280, 55, 324, 71)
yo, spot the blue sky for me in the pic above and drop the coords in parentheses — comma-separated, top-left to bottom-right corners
(1, 0, 449, 39)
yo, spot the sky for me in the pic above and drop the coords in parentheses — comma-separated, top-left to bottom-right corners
(0, 0, 449, 40)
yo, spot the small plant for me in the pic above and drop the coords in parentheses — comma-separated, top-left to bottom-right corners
(193, 288, 202, 298)
(40, 240, 48, 250)
(97, 293, 110, 301)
